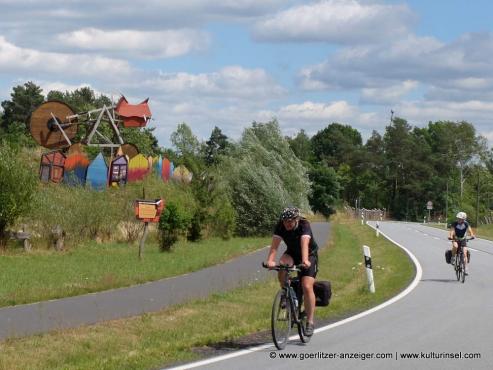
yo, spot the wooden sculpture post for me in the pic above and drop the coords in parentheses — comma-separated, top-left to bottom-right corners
(134, 198, 164, 260)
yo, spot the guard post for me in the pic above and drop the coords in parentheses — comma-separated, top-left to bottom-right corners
(363, 245, 375, 293)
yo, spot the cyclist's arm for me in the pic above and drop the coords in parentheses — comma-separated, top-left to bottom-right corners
(467, 226, 476, 238)
(448, 226, 455, 240)
(301, 235, 310, 267)
(266, 236, 282, 266)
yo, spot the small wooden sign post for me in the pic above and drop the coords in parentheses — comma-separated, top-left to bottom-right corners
(134, 198, 164, 259)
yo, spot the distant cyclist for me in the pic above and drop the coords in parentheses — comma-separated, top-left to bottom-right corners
(265, 207, 318, 336)
(449, 212, 475, 275)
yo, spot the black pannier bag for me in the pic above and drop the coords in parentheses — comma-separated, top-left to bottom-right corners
(445, 249, 452, 264)
(314, 281, 331, 307)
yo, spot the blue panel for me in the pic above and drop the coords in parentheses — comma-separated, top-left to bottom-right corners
(86, 153, 108, 190)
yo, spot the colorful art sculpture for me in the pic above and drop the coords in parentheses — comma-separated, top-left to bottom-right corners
(171, 164, 192, 184)
(128, 154, 150, 182)
(115, 96, 151, 128)
(30, 96, 151, 150)
(109, 155, 129, 186)
(64, 143, 90, 185)
(40, 151, 66, 183)
(86, 153, 108, 190)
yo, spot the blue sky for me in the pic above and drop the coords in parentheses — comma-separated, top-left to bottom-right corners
(1, 0, 493, 147)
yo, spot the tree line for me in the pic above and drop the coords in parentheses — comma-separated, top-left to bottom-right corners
(1, 81, 492, 247)
(287, 118, 493, 225)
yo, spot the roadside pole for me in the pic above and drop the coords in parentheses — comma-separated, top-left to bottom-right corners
(363, 245, 375, 293)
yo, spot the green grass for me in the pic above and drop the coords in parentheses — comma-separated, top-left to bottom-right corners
(0, 237, 269, 307)
(0, 216, 415, 370)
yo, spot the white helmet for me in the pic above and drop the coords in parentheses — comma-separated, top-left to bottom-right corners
(456, 212, 467, 220)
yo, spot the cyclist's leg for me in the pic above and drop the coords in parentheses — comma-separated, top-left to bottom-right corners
(463, 247, 469, 264)
(451, 241, 458, 256)
(278, 253, 294, 288)
(300, 255, 318, 324)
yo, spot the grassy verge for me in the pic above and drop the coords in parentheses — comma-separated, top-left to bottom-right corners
(0, 216, 414, 370)
(0, 237, 269, 307)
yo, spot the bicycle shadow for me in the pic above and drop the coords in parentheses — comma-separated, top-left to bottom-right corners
(420, 278, 457, 283)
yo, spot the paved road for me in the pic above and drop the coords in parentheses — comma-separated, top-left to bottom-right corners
(170, 222, 493, 370)
(0, 222, 330, 340)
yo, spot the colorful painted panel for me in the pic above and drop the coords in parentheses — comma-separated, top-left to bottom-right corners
(40, 151, 66, 183)
(171, 164, 192, 184)
(128, 154, 150, 182)
(64, 145, 90, 186)
(161, 157, 172, 181)
(154, 156, 162, 179)
(86, 153, 108, 190)
(109, 155, 128, 186)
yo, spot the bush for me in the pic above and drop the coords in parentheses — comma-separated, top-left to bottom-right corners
(158, 202, 191, 251)
(0, 143, 37, 247)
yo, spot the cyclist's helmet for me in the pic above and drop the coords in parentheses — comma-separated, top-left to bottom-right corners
(456, 211, 467, 220)
(280, 207, 300, 220)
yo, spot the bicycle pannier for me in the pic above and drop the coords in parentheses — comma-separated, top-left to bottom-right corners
(445, 249, 452, 264)
(314, 280, 331, 307)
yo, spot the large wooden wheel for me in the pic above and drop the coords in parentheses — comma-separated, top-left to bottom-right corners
(30, 101, 78, 149)
(120, 143, 140, 159)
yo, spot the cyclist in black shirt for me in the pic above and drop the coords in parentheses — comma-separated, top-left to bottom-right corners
(265, 207, 318, 336)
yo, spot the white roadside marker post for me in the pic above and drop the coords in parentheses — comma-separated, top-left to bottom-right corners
(363, 245, 375, 293)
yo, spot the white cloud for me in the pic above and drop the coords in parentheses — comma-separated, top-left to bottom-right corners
(253, 0, 416, 44)
(143, 66, 287, 100)
(361, 80, 419, 104)
(0, 36, 132, 79)
(57, 28, 210, 58)
(300, 32, 493, 106)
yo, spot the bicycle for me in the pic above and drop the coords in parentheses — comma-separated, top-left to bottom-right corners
(262, 263, 311, 350)
(448, 236, 474, 283)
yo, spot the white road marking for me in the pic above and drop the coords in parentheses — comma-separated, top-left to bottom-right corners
(164, 223, 423, 370)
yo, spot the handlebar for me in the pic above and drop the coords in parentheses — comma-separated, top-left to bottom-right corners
(262, 262, 304, 271)
(448, 236, 475, 241)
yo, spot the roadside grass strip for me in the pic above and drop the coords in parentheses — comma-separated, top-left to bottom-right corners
(0, 237, 269, 307)
(0, 217, 414, 370)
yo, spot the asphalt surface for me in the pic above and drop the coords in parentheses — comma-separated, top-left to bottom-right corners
(0, 222, 330, 341)
(170, 221, 493, 370)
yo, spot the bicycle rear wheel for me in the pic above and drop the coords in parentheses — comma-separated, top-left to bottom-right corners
(271, 289, 291, 350)
(460, 254, 466, 283)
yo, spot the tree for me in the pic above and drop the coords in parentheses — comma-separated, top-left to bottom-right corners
(1, 82, 44, 146)
(308, 165, 340, 216)
(311, 123, 362, 167)
(204, 126, 229, 166)
(0, 143, 37, 246)
(1, 81, 44, 131)
(220, 120, 311, 236)
(287, 129, 313, 163)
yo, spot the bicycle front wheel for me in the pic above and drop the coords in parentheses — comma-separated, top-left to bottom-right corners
(455, 255, 461, 281)
(297, 303, 311, 344)
(271, 289, 291, 350)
